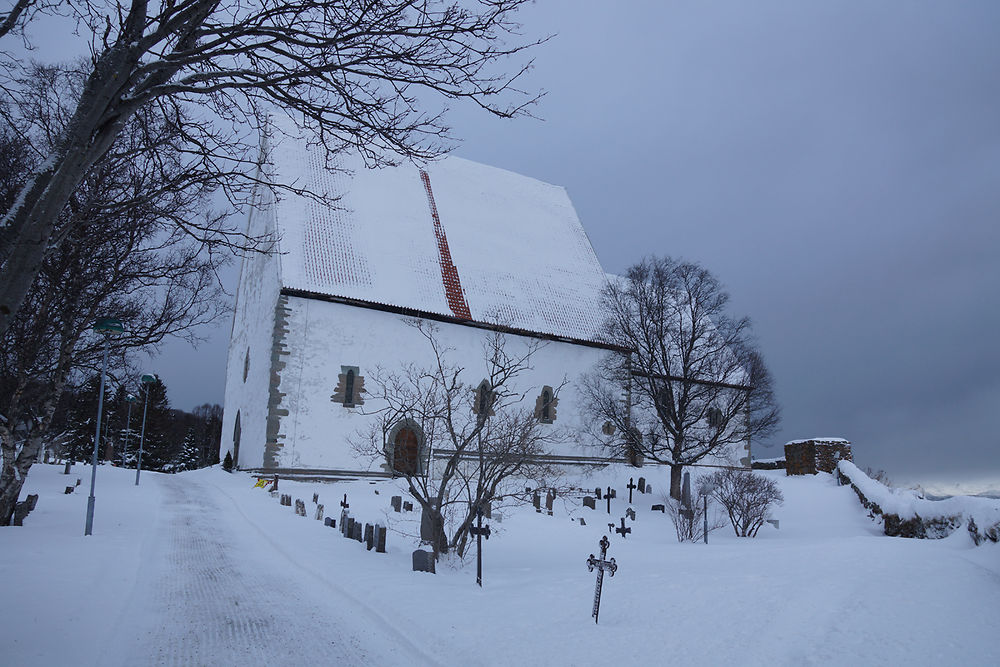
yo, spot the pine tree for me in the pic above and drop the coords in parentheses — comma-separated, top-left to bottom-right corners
(175, 428, 200, 471)
(222, 450, 233, 472)
(62, 376, 101, 464)
(135, 377, 175, 471)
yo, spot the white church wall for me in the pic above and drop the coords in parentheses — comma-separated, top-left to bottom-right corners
(264, 296, 614, 472)
(221, 188, 282, 469)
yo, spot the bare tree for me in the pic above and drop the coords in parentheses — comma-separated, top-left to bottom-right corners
(0, 106, 225, 525)
(0, 0, 543, 335)
(354, 319, 560, 560)
(583, 256, 780, 500)
(707, 468, 783, 537)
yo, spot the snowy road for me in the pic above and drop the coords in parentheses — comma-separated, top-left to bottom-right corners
(107, 474, 439, 667)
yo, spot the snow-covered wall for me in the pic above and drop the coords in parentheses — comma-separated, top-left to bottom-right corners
(260, 296, 615, 472)
(221, 183, 282, 469)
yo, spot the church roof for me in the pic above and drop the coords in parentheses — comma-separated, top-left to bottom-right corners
(267, 127, 611, 344)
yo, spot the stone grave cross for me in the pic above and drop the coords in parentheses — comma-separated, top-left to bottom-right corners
(605, 486, 614, 514)
(627, 478, 637, 504)
(586, 536, 618, 624)
(340, 494, 349, 510)
(615, 517, 631, 539)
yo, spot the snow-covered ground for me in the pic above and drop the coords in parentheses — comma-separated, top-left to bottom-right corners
(2, 463, 998, 666)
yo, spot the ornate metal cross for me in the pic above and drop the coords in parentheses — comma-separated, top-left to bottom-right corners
(470, 505, 491, 587)
(627, 477, 637, 504)
(586, 536, 618, 624)
(615, 516, 631, 539)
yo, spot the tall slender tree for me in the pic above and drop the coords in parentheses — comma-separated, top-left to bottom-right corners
(583, 257, 780, 500)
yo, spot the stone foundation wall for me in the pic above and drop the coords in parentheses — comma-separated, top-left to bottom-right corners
(784, 439, 852, 475)
(835, 464, 965, 539)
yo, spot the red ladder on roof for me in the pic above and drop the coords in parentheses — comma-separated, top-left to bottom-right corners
(420, 170, 472, 320)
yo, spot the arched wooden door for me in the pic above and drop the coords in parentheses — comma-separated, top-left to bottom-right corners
(393, 427, 419, 475)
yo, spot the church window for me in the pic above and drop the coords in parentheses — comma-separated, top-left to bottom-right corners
(534, 385, 558, 424)
(332, 366, 364, 408)
(473, 380, 494, 419)
(707, 406, 724, 428)
(243, 348, 250, 382)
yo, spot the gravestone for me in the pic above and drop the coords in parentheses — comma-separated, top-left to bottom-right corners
(63, 461, 71, 475)
(12, 494, 38, 526)
(645, 484, 652, 494)
(638, 477, 646, 494)
(483, 501, 492, 519)
(345, 517, 356, 538)
(352, 521, 363, 542)
(391, 496, 402, 512)
(578, 517, 586, 526)
(64, 486, 74, 494)
(626, 507, 636, 521)
(420, 507, 447, 553)
(280, 494, 291, 506)
(375, 524, 387, 553)
(403, 501, 413, 512)
(324, 516, 334, 527)
(295, 499, 306, 517)
(545, 490, 555, 516)
(340, 509, 349, 534)
(583, 496, 596, 510)
(412, 549, 435, 574)
(312, 492, 319, 504)
(651, 504, 666, 513)
(365, 523, 375, 550)
(595, 487, 602, 500)
(315, 503, 324, 520)
(76, 478, 81, 486)
(533, 491, 541, 513)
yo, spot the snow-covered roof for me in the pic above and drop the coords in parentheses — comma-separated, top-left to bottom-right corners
(266, 126, 610, 344)
(786, 438, 851, 445)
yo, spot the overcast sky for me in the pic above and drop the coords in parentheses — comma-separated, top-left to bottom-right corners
(152, 1, 1000, 491)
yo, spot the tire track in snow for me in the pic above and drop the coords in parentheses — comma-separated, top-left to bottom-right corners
(122, 476, 420, 667)
(210, 478, 443, 666)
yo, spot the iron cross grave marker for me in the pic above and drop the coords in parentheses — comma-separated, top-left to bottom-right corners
(586, 536, 618, 624)
(615, 517, 631, 539)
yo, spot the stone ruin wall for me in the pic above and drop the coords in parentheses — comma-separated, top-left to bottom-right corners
(784, 439, 853, 475)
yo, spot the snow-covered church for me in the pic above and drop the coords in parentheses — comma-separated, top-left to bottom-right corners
(221, 128, 745, 478)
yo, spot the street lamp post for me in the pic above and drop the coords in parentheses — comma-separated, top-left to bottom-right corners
(121, 393, 135, 467)
(698, 482, 716, 545)
(135, 374, 157, 486)
(85, 318, 123, 536)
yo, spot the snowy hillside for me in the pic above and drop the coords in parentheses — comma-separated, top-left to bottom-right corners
(2, 463, 998, 666)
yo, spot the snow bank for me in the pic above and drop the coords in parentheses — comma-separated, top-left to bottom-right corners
(838, 461, 1000, 541)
